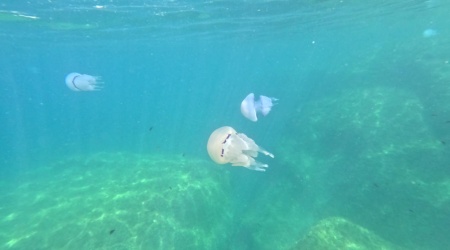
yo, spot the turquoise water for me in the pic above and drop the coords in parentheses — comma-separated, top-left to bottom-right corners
(1, 1, 450, 249)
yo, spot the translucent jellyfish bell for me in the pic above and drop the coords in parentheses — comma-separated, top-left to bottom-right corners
(241, 93, 277, 122)
(65, 72, 102, 91)
(423, 28, 438, 38)
(207, 126, 274, 171)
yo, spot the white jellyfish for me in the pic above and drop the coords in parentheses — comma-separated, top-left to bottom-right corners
(423, 28, 437, 38)
(241, 93, 277, 122)
(65, 72, 102, 91)
(207, 126, 274, 171)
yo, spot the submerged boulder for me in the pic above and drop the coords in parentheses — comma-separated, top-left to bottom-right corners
(0, 152, 232, 249)
(277, 85, 449, 249)
(292, 217, 403, 250)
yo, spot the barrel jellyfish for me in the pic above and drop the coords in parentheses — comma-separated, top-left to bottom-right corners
(207, 126, 274, 171)
(65, 72, 102, 91)
(241, 93, 277, 122)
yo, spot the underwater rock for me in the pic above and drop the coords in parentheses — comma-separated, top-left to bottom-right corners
(233, 176, 315, 250)
(0, 152, 232, 249)
(291, 217, 403, 250)
(278, 85, 450, 249)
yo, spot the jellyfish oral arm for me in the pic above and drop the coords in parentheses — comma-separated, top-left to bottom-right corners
(258, 147, 274, 158)
(232, 159, 268, 172)
(230, 155, 268, 172)
(256, 95, 277, 116)
(81, 75, 103, 91)
(247, 163, 268, 171)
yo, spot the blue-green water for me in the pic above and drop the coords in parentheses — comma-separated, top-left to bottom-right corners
(1, 1, 450, 249)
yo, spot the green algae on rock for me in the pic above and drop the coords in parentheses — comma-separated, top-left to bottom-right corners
(0, 152, 232, 250)
(292, 217, 403, 250)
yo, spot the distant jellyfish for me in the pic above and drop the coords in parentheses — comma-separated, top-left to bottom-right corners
(423, 28, 437, 38)
(241, 93, 277, 122)
(207, 126, 274, 171)
(65, 72, 102, 91)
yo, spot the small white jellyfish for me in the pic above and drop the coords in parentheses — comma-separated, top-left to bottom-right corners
(65, 72, 102, 91)
(207, 126, 274, 171)
(423, 28, 438, 38)
(241, 93, 277, 122)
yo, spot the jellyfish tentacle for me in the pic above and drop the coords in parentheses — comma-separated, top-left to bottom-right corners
(246, 161, 269, 171)
(257, 146, 274, 158)
(231, 159, 268, 171)
(258, 95, 277, 116)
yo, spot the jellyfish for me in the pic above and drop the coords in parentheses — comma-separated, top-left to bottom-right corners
(241, 93, 277, 122)
(206, 126, 274, 171)
(423, 28, 437, 38)
(65, 72, 102, 91)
